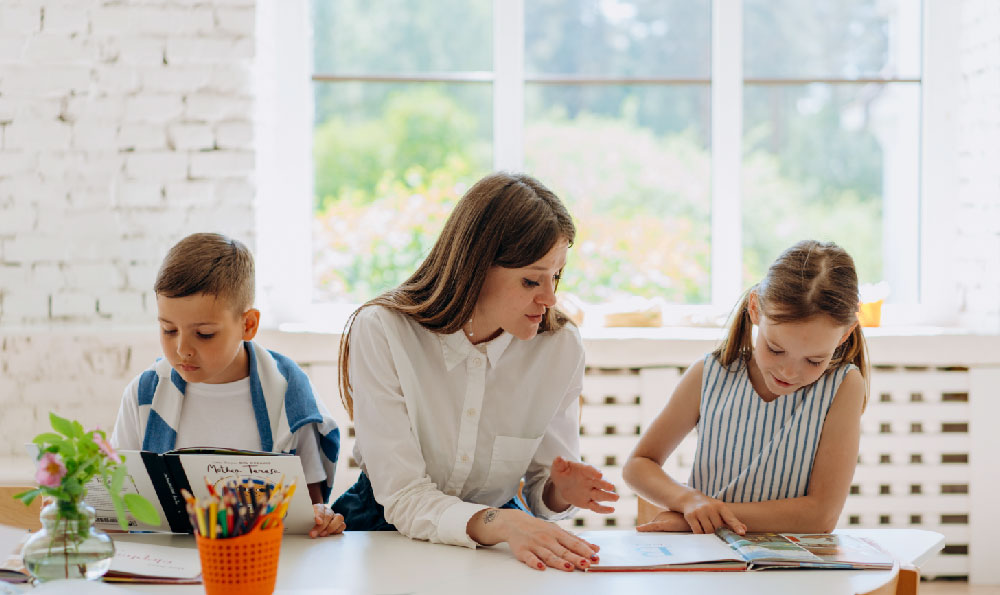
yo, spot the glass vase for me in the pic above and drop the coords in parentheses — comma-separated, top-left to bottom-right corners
(22, 500, 115, 582)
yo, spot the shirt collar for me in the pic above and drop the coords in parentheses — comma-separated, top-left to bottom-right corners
(439, 329, 514, 371)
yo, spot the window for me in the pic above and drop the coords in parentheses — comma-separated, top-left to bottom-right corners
(304, 0, 926, 314)
(741, 0, 921, 299)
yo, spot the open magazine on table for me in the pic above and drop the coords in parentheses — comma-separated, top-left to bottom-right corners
(584, 528, 895, 572)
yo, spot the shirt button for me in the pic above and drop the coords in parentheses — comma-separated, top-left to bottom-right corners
(461, 454, 469, 463)
(471, 357, 483, 367)
(467, 408, 477, 417)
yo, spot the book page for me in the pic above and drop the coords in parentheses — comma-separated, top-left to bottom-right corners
(84, 450, 168, 532)
(176, 453, 314, 534)
(107, 541, 201, 580)
(580, 531, 745, 570)
(781, 534, 894, 569)
(717, 529, 821, 564)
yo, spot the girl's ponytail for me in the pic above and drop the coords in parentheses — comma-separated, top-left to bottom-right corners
(831, 322, 871, 410)
(712, 287, 756, 367)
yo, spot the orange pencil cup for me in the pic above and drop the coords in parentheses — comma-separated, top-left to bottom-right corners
(196, 523, 283, 595)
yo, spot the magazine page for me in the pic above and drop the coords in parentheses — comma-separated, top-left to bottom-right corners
(717, 529, 895, 570)
(717, 529, 822, 566)
(174, 453, 314, 534)
(779, 534, 894, 569)
(580, 531, 746, 571)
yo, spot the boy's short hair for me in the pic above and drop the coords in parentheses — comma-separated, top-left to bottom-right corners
(154, 233, 254, 313)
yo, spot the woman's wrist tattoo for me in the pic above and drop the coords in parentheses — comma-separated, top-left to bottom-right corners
(483, 508, 499, 524)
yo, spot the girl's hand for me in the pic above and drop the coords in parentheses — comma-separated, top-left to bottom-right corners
(309, 504, 346, 538)
(636, 510, 690, 532)
(500, 511, 600, 572)
(549, 456, 619, 513)
(677, 491, 746, 535)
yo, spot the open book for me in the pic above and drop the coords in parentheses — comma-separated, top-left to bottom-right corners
(102, 541, 202, 585)
(584, 529, 895, 572)
(83, 448, 316, 534)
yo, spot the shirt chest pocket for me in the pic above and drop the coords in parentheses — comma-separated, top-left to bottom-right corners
(484, 435, 544, 490)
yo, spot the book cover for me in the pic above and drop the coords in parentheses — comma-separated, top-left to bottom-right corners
(83, 449, 314, 534)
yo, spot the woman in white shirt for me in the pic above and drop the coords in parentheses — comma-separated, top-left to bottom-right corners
(332, 172, 619, 572)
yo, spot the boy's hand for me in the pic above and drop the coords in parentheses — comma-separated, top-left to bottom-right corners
(677, 491, 746, 535)
(549, 456, 619, 513)
(309, 504, 346, 538)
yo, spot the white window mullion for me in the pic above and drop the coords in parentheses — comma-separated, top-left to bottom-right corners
(711, 0, 743, 309)
(493, 0, 524, 172)
(919, 0, 959, 324)
(255, 0, 313, 326)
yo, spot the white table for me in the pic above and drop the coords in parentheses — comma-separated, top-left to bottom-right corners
(102, 528, 944, 595)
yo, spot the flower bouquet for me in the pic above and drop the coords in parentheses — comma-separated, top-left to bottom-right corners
(13, 413, 160, 582)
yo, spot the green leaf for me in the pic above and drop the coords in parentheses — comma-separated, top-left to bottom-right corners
(13, 488, 41, 505)
(32, 433, 64, 446)
(110, 464, 126, 496)
(56, 442, 74, 459)
(62, 477, 82, 496)
(111, 493, 129, 531)
(49, 412, 74, 437)
(123, 494, 160, 526)
(71, 420, 85, 439)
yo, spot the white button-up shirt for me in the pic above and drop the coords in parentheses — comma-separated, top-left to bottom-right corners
(349, 306, 585, 548)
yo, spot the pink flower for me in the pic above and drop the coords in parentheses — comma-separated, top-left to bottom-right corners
(94, 433, 122, 464)
(36, 453, 66, 488)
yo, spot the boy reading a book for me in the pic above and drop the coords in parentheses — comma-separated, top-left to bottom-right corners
(111, 232, 345, 537)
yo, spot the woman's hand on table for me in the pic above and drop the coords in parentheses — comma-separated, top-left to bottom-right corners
(470, 508, 600, 572)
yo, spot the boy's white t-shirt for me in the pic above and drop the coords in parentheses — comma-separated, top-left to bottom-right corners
(110, 376, 327, 485)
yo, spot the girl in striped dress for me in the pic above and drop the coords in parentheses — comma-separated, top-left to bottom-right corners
(623, 240, 869, 535)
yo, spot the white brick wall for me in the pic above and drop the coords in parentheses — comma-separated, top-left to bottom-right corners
(956, 0, 1000, 331)
(0, 0, 256, 326)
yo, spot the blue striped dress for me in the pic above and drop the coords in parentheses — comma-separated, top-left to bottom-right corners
(688, 354, 856, 503)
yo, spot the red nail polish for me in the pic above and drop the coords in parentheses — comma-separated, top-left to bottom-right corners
(565, 563, 572, 569)
(537, 562, 544, 570)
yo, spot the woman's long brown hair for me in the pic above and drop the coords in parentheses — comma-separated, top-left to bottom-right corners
(713, 240, 870, 408)
(338, 172, 576, 419)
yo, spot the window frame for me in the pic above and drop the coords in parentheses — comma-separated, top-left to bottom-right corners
(257, 0, 958, 330)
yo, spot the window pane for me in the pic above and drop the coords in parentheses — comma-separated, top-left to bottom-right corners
(313, 0, 492, 73)
(525, 84, 711, 304)
(742, 83, 920, 299)
(313, 82, 492, 302)
(744, 0, 921, 79)
(526, 0, 711, 77)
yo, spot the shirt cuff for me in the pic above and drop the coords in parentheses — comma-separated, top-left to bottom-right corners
(438, 500, 491, 549)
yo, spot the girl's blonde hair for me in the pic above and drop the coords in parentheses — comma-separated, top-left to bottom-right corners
(713, 240, 870, 407)
(338, 172, 576, 419)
